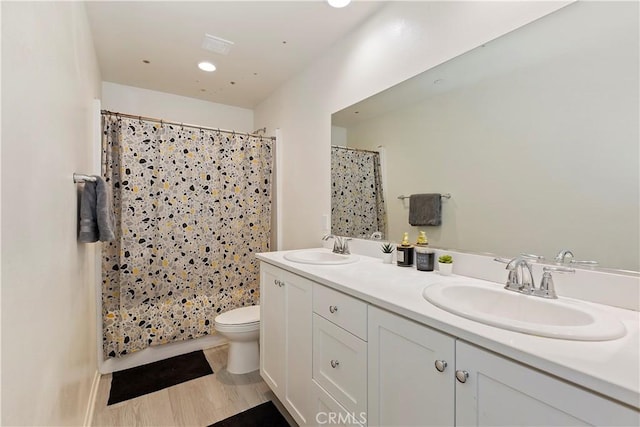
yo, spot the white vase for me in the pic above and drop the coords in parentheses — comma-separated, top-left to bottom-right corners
(382, 253, 393, 264)
(438, 262, 453, 275)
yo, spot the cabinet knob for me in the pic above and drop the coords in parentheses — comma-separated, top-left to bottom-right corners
(434, 360, 448, 372)
(455, 370, 469, 383)
(329, 305, 338, 313)
(330, 359, 340, 368)
(274, 279, 284, 287)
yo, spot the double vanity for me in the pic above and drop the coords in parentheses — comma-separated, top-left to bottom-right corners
(257, 247, 639, 426)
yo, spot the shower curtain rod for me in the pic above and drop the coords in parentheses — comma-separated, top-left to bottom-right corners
(101, 110, 276, 141)
(331, 145, 380, 155)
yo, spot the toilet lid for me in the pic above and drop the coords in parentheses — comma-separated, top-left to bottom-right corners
(215, 305, 260, 325)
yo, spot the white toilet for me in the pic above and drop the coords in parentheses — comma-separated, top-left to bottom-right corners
(214, 305, 260, 374)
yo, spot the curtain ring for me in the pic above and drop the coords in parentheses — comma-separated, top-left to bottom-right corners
(160, 119, 164, 128)
(138, 116, 143, 125)
(180, 122, 184, 130)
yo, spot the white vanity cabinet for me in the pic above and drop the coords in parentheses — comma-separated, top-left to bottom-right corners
(259, 262, 313, 425)
(368, 306, 455, 427)
(259, 260, 638, 427)
(368, 306, 638, 427)
(455, 341, 640, 427)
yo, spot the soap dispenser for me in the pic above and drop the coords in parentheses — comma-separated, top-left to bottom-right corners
(397, 232, 414, 267)
(415, 231, 435, 271)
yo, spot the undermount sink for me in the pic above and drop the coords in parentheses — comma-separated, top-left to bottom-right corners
(283, 249, 359, 265)
(422, 281, 626, 341)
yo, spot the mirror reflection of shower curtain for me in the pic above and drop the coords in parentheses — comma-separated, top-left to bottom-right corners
(101, 114, 273, 358)
(331, 146, 387, 239)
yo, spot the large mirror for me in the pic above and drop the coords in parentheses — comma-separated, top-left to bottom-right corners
(331, 2, 639, 272)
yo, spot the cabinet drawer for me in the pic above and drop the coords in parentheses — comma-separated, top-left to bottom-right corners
(311, 380, 367, 427)
(313, 283, 367, 340)
(313, 314, 367, 416)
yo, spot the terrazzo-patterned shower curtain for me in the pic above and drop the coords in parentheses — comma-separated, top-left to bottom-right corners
(101, 114, 272, 358)
(331, 147, 387, 239)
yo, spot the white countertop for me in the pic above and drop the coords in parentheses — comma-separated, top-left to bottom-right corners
(257, 249, 640, 409)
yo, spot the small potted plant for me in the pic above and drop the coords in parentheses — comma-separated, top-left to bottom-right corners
(438, 254, 453, 275)
(381, 243, 394, 264)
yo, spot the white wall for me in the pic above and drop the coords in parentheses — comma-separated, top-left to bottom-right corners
(255, 1, 571, 250)
(1, 2, 101, 425)
(102, 82, 254, 132)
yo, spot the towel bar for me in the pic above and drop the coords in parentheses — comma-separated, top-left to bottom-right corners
(398, 193, 451, 200)
(73, 173, 97, 183)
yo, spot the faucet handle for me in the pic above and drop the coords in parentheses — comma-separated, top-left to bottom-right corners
(534, 266, 575, 299)
(569, 259, 599, 267)
(342, 238, 351, 255)
(520, 253, 545, 261)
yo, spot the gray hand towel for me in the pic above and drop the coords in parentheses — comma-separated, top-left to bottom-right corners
(95, 176, 115, 242)
(78, 176, 115, 243)
(408, 193, 442, 226)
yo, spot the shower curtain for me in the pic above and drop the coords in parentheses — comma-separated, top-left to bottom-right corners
(101, 114, 273, 358)
(331, 147, 387, 239)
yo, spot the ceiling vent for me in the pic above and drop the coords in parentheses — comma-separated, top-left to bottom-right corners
(202, 34, 234, 55)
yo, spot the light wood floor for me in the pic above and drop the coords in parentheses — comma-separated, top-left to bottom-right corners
(92, 344, 296, 426)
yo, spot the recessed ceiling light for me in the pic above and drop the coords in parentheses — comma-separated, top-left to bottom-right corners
(198, 61, 216, 72)
(328, 0, 351, 8)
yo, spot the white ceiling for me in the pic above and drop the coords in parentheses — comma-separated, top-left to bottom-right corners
(86, 1, 385, 109)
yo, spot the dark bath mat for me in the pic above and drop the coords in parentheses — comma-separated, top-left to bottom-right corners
(108, 350, 213, 405)
(209, 401, 290, 427)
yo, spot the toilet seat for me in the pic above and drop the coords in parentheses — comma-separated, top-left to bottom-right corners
(214, 305, 260, 326)
(215, 322, 260, 333)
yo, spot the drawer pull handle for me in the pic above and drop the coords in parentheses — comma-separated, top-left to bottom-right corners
(329, 305, 338, 313)
(456, 370, 469, 383)
(330, 359, 340, 368)
(434, 360, 447, 372)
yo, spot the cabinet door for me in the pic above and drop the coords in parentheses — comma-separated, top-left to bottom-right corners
(455, 341, 640, 426)
(283, 270, 313, 425)
(368, 306, 455, 427)
(260, 264, 285, 395)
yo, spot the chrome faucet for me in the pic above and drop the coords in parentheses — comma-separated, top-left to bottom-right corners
(554, 249, 598, 267)
(370, 231, 383, 240)
(505, 256, 536, 294)
(495, 255, 574, 298)
(322, 234, 351, 255)
(554, 249, 574, 264)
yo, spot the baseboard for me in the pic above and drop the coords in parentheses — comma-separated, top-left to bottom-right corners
(99, 334, 227, 374)
(83, 370, 101, 426)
